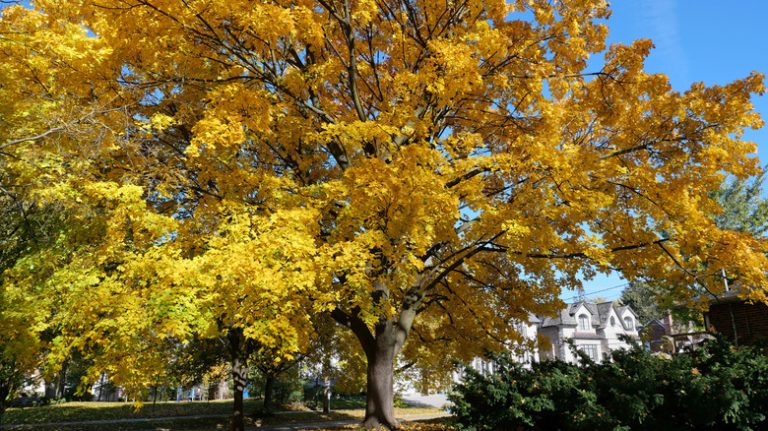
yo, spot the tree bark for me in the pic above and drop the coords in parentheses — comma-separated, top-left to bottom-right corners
(322, 377, 331, 414)
(0, 384, 8, 431)
(263, 374, 275, 414)
(228, 330, 249, 431)
(331, 288, 420, 430)
(322, 351, 332, 414)
(57, 362, 68, 400)
(362, 340, 398, 430)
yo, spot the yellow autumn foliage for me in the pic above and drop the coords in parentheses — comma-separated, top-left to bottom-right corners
(0, 1, 766, 418)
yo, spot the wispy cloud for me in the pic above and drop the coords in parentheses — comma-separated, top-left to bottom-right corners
(640, 0, 689, 85)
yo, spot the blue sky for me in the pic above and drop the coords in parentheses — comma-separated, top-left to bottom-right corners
(608, 1, 768, 160)
(571, 1, 768, 302)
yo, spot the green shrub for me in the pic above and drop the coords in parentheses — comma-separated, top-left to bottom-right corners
(449, 337, 768, 431)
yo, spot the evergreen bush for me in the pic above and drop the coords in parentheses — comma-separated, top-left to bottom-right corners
(449, 337, 768, 430)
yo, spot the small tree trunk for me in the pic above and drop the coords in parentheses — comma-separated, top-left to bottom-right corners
(152, 384, 158, 409)
(362, 342, 398, 430)
(0, 384, 8, 431)
(322, 378, 331, 414)
(57, 362, 68, 400)
(263, 374, 275, 414)
(228, 330, 249, 431)
(45, 380, 57, 399)
(322, 352, 332, 414)
(231, 378, 245, 431)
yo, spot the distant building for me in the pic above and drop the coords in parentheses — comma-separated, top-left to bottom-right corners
(465, 318, 541, 376)
(400, 301, 642, 401)
(462, 301, 641, 369)
(537, 301, 640, 363)
(92, 373, 124, 401)
(643, 311, 712, 354)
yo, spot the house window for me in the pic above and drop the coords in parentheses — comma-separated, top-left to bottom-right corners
(610, 316, 616, 326)
(579, 344, 599, 361)
(578, 314, 590, 331)
(624, 316, 634, 330)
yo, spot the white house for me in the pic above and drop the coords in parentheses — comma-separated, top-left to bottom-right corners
(537, 301, 640, 363)
(393, 301, 640, 406)
(465, 316, 541, 376)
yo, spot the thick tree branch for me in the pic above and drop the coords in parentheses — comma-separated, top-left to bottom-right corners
(483, 237, 672, 259)
(445, 167, 490, 188)
(330, 307, 375, 356)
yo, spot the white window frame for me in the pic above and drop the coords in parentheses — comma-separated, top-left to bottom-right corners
(624, 316, 634, 330)
(579, 344, 599, 361)
(578, 314, 590, 331)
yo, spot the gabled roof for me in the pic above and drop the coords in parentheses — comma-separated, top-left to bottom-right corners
(539, 300, 638, 330)
(646, 319, 665, 328)
(615, 304, 637, 318)
(596, 302, 615, 327)
(539, 308, 577, 327)
(526, 313, 541, 324)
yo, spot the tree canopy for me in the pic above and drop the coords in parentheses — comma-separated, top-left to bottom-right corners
(1, 0, 767, 429)
(621, 172, 768, 325)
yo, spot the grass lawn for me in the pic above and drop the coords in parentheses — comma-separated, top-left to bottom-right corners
(2, 399, 448, 430)
(3, 399, 261, 425)
(1, 416, 454, 431)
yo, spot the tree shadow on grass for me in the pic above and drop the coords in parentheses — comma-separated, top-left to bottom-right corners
(3, 399, 261, 426)
(2, 402, 363, 431)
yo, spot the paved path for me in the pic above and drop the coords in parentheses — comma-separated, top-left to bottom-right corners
(399, 393, 450, 409)
(1, 412, 451, 430)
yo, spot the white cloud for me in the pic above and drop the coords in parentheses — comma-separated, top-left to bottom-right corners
(640, 0, 690, 85)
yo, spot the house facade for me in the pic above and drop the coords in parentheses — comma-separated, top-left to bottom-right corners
(536, 301, 640, 363)
(462, 301, 641, 369)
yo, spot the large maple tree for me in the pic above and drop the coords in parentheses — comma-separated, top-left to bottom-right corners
(2, 1, 767, 429)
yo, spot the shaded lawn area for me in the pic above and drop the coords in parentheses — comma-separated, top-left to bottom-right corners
(2, 416, 453, 431)
(2, 415, 232, 431)
(3, 399, 262, 425)
(2, 400, 446, 430)
(3, 397, 380, 425)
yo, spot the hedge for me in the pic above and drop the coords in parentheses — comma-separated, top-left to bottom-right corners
(449, 337, 768, 431)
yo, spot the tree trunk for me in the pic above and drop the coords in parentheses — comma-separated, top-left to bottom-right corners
(322, 377, 331, 414)
(263, 374, 275, 414)
(331, 292, 419, 430)
(322, 352, 332, 414)
(228, 330, 249, 431)
(57, 362, 68, 400)
(0, 384, 8, 431)
(362, 341, 398, 430)
(45, 380, 57, 399)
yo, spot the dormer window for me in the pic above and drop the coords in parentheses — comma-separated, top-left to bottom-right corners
(578, 314, 590, 331)
(624, 316, 634, 330)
